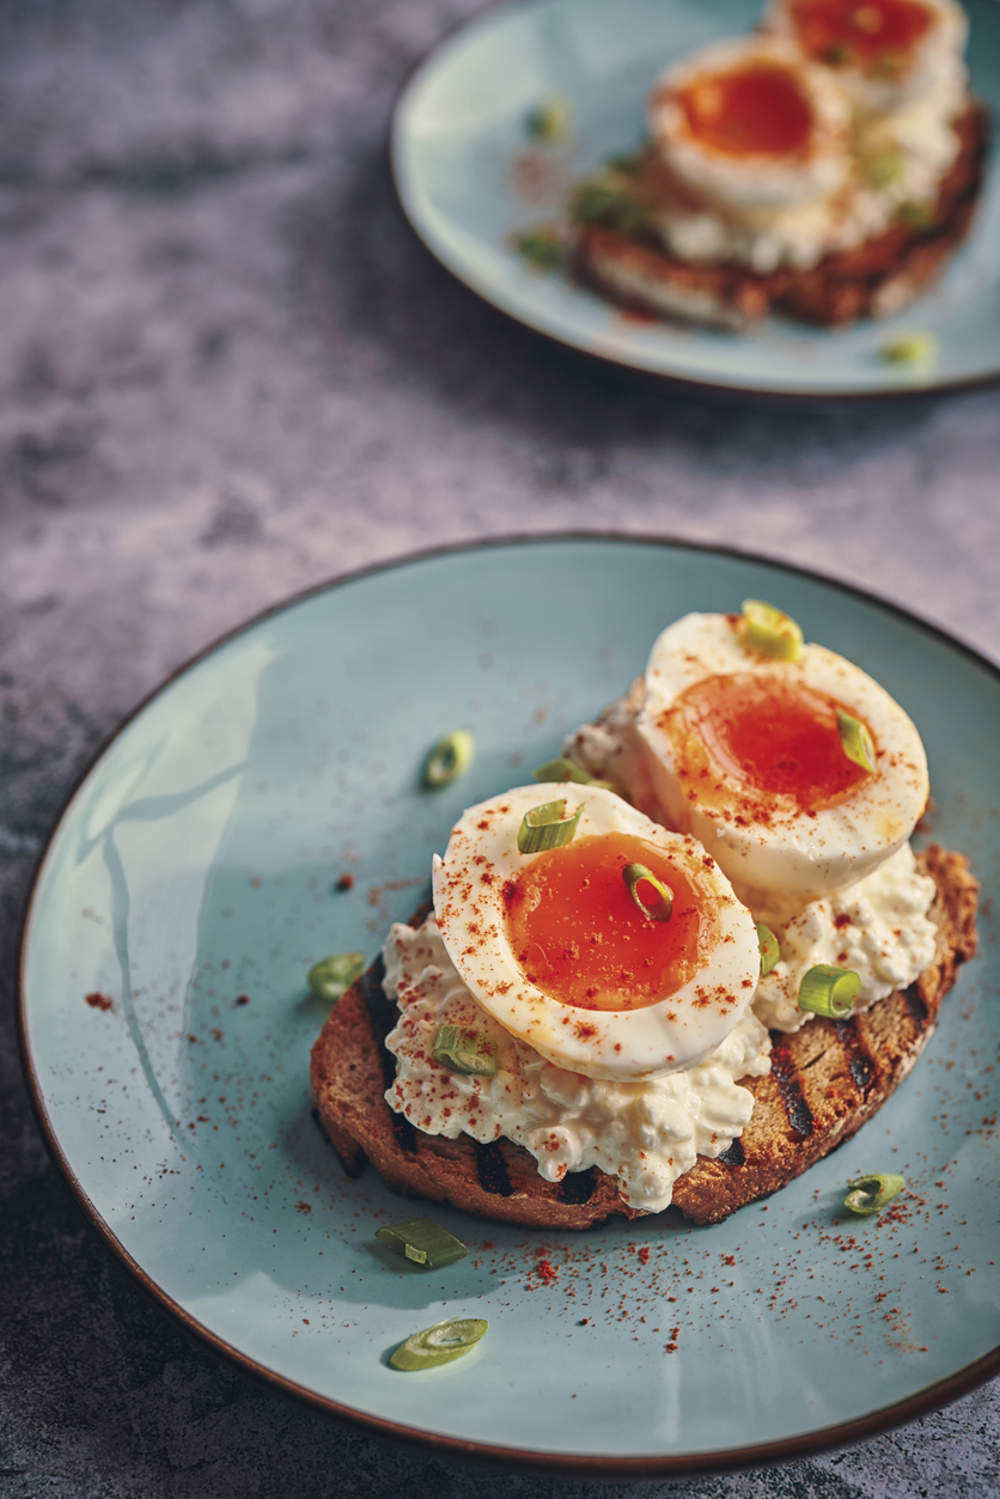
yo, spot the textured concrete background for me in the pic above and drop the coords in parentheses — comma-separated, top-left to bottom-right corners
(2, 1, 999, 1494)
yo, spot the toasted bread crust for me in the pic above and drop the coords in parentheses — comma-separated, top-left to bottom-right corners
(576, 101, 988, 328)
(310, 846, 978, 1229)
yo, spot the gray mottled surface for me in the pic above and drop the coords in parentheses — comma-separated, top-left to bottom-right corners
(2, 2, 999, 1494)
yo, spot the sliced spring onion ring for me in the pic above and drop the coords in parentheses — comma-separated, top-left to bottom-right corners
(622, 862, 674, 922)
(843, 1173, 906, 1216)
(797, 964, 860, 1019)
(741, 599, 803, 662)
(880, 331, 936, 366)
(307, 951, 365, 1002)
(389, 1317, 488, 1372)
(375, 1217, 468, 1269)
(570, 176, 651, 235)
(527, 95, 572, 142)
(421, 730, 474, 789)
(512, 229, 567, 271)
(532, 756, 614, 791)
(432, 1023, 497, 1077)
(517, 798, 584, 854)
(756, 922, 780, 977)
(836, 709, 877, 773)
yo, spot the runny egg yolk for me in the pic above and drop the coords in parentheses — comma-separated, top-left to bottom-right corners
(664, 672, 874, 815)
(680, 63, 814, 158)
(503, 833, 717, 1013)
(789, 0, 933, 65)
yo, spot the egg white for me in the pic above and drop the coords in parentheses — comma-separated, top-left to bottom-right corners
(431, 784, 760, 1083)
(648, 36, 851, 213)
(635, 612, 929, 901)
(766, 0, 967, 115)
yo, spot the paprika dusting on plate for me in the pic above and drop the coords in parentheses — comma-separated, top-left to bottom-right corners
(503, 832, 716, 1012)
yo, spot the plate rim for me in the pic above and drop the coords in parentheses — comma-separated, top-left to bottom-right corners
(388, 0, 1000, 402)
(17, 529, 1000, 1478)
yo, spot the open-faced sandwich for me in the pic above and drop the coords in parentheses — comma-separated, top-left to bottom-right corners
(311, 603, 978, 1228)
(563, 0, 988, 327)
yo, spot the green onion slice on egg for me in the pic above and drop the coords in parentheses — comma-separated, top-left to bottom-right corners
(517, 798, 584, 854)
(836, 709, 877, 773)
(622, 862, 674, 922)
(741, 599, 803, 662)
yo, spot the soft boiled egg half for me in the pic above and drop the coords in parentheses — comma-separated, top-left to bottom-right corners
(767, 0, 968, 114)
(431, 784, 760, 1083)
(648, 36, 851, 212)
(636, 609, 929, 902)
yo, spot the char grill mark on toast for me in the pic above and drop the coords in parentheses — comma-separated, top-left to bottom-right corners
(559, 1167, 599, 1204)
(717, 1138, 746, 1167)
(358, 957, 418, 1154)
(474, 1141, 515, 1197)
(769, 1037, 815, 1139)
(904, 981, 929, 1025)
(833, 1018, 878, 1097)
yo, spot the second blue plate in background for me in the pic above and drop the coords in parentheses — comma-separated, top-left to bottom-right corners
(391, 0, 1000, 396)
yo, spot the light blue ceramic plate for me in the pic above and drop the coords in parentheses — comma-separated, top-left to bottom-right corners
(19, 537, 1000, 1474)
(391, 0, 1000, 397)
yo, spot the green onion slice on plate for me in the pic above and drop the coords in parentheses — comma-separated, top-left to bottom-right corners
(756, 922, 780, 977)
(797, 964, 860, 1019)
(307, 951, 365, 1002)
(836, 709, 877, 773)
(526, 95, 572, 142)
(881, 330, 937, 366)
(389, 1317, 488, 1372)
(375, 1217, 468, 1269)
(517, 798, 583, 854)
(741, 599, 803, 662)
(421, 730, 474, 788)
(622, 863, 673, 921)
(512, 229, 567, 272)
(843, 1173, 905, 1216)
(432, 1024, 497, 1077)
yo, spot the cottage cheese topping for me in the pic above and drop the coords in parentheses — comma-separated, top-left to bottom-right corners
(749, 842, 937, 1031)
(383, 917, 771, 1213)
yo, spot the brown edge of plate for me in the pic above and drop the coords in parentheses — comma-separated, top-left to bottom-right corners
(385, 0, 999, 405)
(16, 531, 1000, 1479)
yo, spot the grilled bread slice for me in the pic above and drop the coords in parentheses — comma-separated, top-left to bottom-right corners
(576, 100, 988, 329)
(310, 844, 978, 1229)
